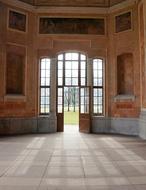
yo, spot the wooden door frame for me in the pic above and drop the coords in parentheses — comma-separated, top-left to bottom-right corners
(56, 52, 89, 132)
(79, 86, 91, 133)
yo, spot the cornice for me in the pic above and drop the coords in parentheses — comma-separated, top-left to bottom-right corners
(0, 0, 34, 12)
(35, 6, 108, 15)
(0, 0, 139, 15)
(109, 0, 139, 13)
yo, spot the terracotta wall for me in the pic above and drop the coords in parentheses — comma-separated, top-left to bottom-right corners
(0, 2, 37, 117)
(139, 0, 146, 109)
(0, 0, 141, 120)
(108, 3, 141, 118)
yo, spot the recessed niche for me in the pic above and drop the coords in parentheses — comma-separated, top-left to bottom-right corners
(117, 53, 134, 95)
(6, 45, 26, 95)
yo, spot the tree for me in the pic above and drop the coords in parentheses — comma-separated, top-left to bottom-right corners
(71, 87, 76, 112)
(64, 87, 72, 111)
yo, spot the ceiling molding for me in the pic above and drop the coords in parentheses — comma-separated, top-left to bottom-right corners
(0, 0, 34, 12)
(109, 0, 138, 12)
(15, 0, 127, 8)
(35, 6, 108, 15)
(0, 0, 138, 14)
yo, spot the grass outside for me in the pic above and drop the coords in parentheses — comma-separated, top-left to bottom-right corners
(64, 110, 79, 125)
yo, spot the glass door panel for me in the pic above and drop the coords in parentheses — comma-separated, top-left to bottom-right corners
(79, 87, 91, 133)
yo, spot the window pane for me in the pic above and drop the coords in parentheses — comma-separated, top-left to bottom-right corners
(94, 70, 97, 77)
(41, 106, 45, 113)
(41, 97, 45, 105)
(97, 78, 103, 86)
(72, 61, 78, 69)
(46, 63, 50, 70)
(65, 70, 71, 77)
(41, 70, 46, 77)
(58, 54, 63, 60)
(93, 105, 97, 113)
(65, 61, 72, 69)
(93, 59, 104, 115)
(58, 88, 62, 96)
(58, 61, 63, 69)
(81, 54, 86, 60)
(81, 78, 85, 86)
(45, 78, 50, 86)
(58, 70, 63, 77)
(81, 88, 84, 96)
(81, 97, 84, 104)
(58, 78, 63, 86)
(58, 105, 62, 113)
(97, 70, 102, 77)
(93, 96, 97, 104)
(97, 89, 102, 96)
(72, 78, 78, 85)
(46, 97, 50, 104)
(41, 61, 46, 69)
(41, 88, 45, 96)
(58, 97, 62, 104)
(81, 105, 84, 113)
(85, 88, 89, 97)
(46, 88, 50, 96)
(97, 60, 103, 69)
(81, 61, 86, 70)
(97, 97, 102, 104)
(97, 105, 102, 114)
(93, 79, 98, 86)
(93, 62, 97, 70)
(72, 53, 79, 60)
(81, 69, 85, 77)
(65, 53, 72, 60)
(40, 58, 50, 114)
(72, 70, 78, 77)
(65, 78, 71, 85)
(45, 105, 50, 113)
(41, 78, 45, 86)
(85, 105, 89, 113)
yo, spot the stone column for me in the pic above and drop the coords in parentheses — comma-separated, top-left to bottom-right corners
(87, 58, 93, 87)
(49, 58, 57, 132)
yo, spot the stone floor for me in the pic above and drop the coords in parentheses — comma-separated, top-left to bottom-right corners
(0, 125, 146, 190)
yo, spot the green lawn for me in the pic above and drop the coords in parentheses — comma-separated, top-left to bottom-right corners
(64, 110, 79, 125)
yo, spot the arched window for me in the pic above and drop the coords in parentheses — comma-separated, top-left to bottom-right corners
(93, 59, 104, 115)
(57, 52, 87, 87)
(57, 52, 87, 114)
(40, 58, 50, 114)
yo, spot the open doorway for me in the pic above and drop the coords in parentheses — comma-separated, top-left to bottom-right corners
(57, 52, 91, 133)
(64, 87, 79, 133)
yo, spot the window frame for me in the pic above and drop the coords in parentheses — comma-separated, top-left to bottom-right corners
(57, 52, 87, 87)
(57, 52, 87, 114)
(92, 58, 105, 116)
(39, 57, 51, 115)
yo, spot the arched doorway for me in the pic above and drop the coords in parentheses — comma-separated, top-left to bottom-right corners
(56, 52, 91, 133)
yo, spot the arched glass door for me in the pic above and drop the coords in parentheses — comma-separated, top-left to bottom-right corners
(57, 52, 90, 132)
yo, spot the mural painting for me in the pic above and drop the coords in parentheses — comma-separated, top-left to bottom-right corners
(115, 12, 132, 33)
(39, 18, 105, 35)
(9, 10, 26, 32)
